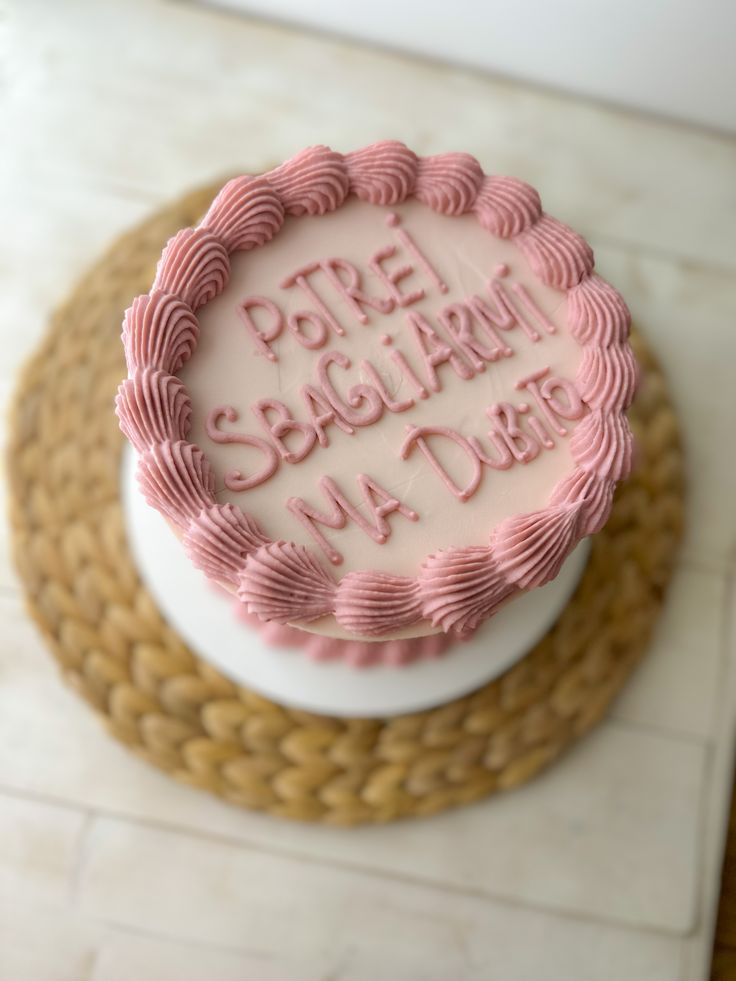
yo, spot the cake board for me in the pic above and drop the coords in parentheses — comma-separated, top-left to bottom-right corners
(6, 180, 685, 825)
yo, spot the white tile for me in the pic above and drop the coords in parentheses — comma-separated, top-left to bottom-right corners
(0, 902, 101, 981)
(0, 792, 86, 907)
(78, 815, 681, 981)
(255, 722, 705, 934)
(593, 243, 736, 569)
(610, 566, 727, 739)
(0, 592, 705, 932)
(91, 931, 299, 981)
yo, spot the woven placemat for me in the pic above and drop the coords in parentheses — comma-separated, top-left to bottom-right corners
(7, 182, 685, 825)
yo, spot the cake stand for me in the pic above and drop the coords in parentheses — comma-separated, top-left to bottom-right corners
(122, 446, 591, 717)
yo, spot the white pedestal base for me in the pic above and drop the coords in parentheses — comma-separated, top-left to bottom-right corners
(121, 448, 590, 717)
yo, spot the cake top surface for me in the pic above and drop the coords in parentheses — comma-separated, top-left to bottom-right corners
(117, 142, 635, 640)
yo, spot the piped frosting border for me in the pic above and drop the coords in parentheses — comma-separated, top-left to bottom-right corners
(116, 142, 636, 638)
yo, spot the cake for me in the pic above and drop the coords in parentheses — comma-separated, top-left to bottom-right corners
(116, 142, 635, 667)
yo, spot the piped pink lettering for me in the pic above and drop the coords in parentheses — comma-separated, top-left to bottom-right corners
(317, 350, 384, 427)
(287, 474, 416, 565)
(399, 425, 482, 502)
(487, 403, 540, 463)
(205, 405, 279, 490)
(280, 262, 345, 337)
(515, 367, 584, 436)
(387, 212, 449, 295)
(407, 311, 475, 392)
(368, 244, 425, 307)
(286, 310, 329, 350)
(252, 398, 317, 464)
(319, 257, 394, 324)
(237, 296, 283, 362)
(300, 384, 355, 446)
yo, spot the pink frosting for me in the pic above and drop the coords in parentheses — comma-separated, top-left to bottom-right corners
(568, 274, 631, 346)
(516, 215, 595, 289)
(183, 502, 268, 583)
(237, 540, 337, 622)
(414, 152, 484, 216)
(550, 469, 613, 536)
(492, 501, 583, 589)
(419, 546, 515, 636)
(137, 440, 215, 529)
(578, 345, 638, 410)
(473, 176, 542, 238)
(267, 146, 349, 217)
(123, 290, 199, 374)
(570, 409, 633, 481)
(344, 141, 418, 205)
(116, 369, 191, 453)
(334, 571, 422, 635)
(117, 141, 637, 641)
(153, 227, 230, 310)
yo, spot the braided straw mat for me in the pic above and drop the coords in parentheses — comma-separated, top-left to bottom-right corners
(7, 181, 685, 826)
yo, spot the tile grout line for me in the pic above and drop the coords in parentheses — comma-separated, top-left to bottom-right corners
(604, 714, 713, 749)
(0, 781, 699, 942)
(68, 809, 97, 910)
(82, 916, 281, 964)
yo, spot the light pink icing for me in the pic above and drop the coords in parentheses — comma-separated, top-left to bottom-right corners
(117, 142, 635, 640)
(400, 425, 482, 502)
(204, 405, 280, 491)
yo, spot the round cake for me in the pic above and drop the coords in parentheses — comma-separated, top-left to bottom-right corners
(116, 142, 635, 666)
